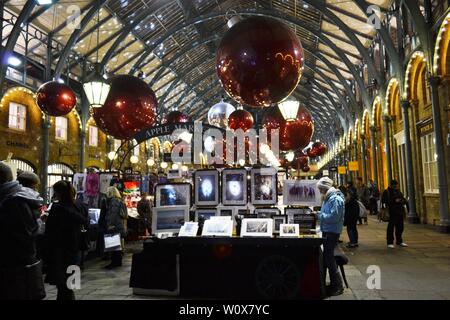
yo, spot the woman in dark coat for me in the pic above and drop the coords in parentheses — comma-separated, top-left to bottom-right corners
(344, 188, 359, 248)
(104, 186, 127, 269)
(45, 180, 87, 300)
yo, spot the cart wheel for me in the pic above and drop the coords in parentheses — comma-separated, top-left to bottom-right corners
(255, 255, 301, 299)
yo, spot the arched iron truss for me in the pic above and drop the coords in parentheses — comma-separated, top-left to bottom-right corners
(1, 0, 428, 143)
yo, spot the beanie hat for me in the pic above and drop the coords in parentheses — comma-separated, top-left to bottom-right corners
(18, 171, 40, 187)
(0, 161, 14, 184)
(317, 177, 333, 191)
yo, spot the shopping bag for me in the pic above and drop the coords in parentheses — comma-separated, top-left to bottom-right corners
(104, 234, 122, 252)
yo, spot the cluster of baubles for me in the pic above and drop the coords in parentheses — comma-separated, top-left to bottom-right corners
(262, 105, 314, 152)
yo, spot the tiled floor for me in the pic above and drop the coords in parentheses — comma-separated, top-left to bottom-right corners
(43, 216, 450, 300)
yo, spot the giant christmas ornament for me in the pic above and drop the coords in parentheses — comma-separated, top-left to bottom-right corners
(35, 81, 77, 116)
(208, 99, 235, 128)
(301, 165, 311, 173)
(228, 109, 254, 132)
(279, 106, 314, 151)
(92, 75, 158, 140)
(162, 110, 189, 124)
(216, 16, 304, 108)
(308, 141, 327, 157)
(262, 105, 284, 131)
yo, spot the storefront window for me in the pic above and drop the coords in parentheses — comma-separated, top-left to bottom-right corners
(55, 117, 68, 141)
(89, 125, 98, 147)
(8, 102, 26, 131)
(420, 133, 438, 193)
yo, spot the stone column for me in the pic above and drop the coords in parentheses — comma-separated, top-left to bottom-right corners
(41, 116, 50, 203)
(361, 134, 368, 183)
(370, 126, 379, 189)
(400, 100, 420, 223)
(428, 76, 450, 232)
(382, 114, 393, 184)
(79, 131, 86, 172)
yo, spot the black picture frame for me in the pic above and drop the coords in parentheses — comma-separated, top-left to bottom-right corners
(272, 215, 288, 234)
(254, 207, 280, 218)
(154, 182, 192, 208)
(250, 167, 278, 205)
(221, 168, 248, 206)
(194, 169, 219, 206)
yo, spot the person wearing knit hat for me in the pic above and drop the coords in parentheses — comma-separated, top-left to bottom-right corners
(316, 176, 345, 297)
(17, 171, 40, 191)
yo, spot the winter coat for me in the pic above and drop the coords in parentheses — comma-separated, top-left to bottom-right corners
(0, 181, 43, 267)
(319, 187, 345, 234)
(357, 185, 370, 207)
(105, 197, 127, 237)
(381, 187, 407, 218)
(344, 197, 359, 227)
(44, 201, 87, 285)
(137, 198, 151, 220)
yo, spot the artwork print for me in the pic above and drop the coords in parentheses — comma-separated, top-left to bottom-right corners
(251, 168, 277, 205)
(195, 170, 219, 206)
(283, 180, 320, 206)
(222, 169, 247, 205)
(155, 183, 190, 207)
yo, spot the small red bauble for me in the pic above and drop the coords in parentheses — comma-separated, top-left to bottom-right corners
(228, 109, 254, 131)
(92, 75, 158, 140)
(216, 16, 304, 108)
(293, 155, 309, 169)
(35, 81, 77, 116)
(301, 165, 311, 173)
(162, 110, 190, 124)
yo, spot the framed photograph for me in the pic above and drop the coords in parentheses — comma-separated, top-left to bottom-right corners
(285, 207, 303, 223)
(293, 214, 317, 230)
(88, 208, 101, 225)
(202, 219, 233, 237)
(250, 167, 278, 205)
(277, 170, 287, 195)
(155, 183, 191, 207)
(178, 222, 199, 237)
(241, 218, 273, 238)
(272, 215, 287, 234)
(283, 180, 320, 206)
(152, 206, 190, 234)
(236, 208, 252, 216)
(221, 168, 247, 206)
(254, 207, 280, 218)
(194, 169, 219, 206)
(195, 208, 218, 222)
(219, 208, 233, 217)
(279, 224, 300, 238)
(167, 169, 182, 179)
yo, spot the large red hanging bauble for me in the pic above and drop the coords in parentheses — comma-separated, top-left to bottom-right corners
(216, 16, 304, 108)
(35, 81, 77, 116)
(279, 106, 314, 151)
(162, 110, 189, 124)
(92, 75, 158, 140)
(228, 109, 254, 131)
(308, 141, 327, 157)
(301, 165, 311, 173)
(262, 105, 284, 131)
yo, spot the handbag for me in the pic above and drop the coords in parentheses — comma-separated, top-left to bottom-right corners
(104, 233, 122, 252)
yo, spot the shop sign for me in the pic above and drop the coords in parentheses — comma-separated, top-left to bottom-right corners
(6, 140, 30, 149)
(348, 161, 359, 172)
(417, 118, 434, 137)
(338, 166, 346, 174)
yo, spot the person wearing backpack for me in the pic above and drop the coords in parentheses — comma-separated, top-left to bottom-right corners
(381, 180, 408, 249)
(104, 186, 127, 269)
(344, 187, 359, 248)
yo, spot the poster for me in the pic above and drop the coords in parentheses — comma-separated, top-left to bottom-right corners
(283, 179, 321, 206)
(123, 181, 140, 218)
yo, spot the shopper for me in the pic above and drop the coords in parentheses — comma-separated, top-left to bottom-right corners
(317, 177, 345, 296)
(344, 187, 359, 248)
(381, 180, 408, 249)
(137, 192, 152, 235)
(104, 186, 127, 269)
(75, 189, 90, 270)
(0, 162, 45, 300)
(368, 179, 380, 216)
(355, 177, 369, 225)
(45, 180, 87, 300)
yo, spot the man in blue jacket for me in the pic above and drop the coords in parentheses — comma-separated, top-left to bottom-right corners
(317, 177, 345, 296)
